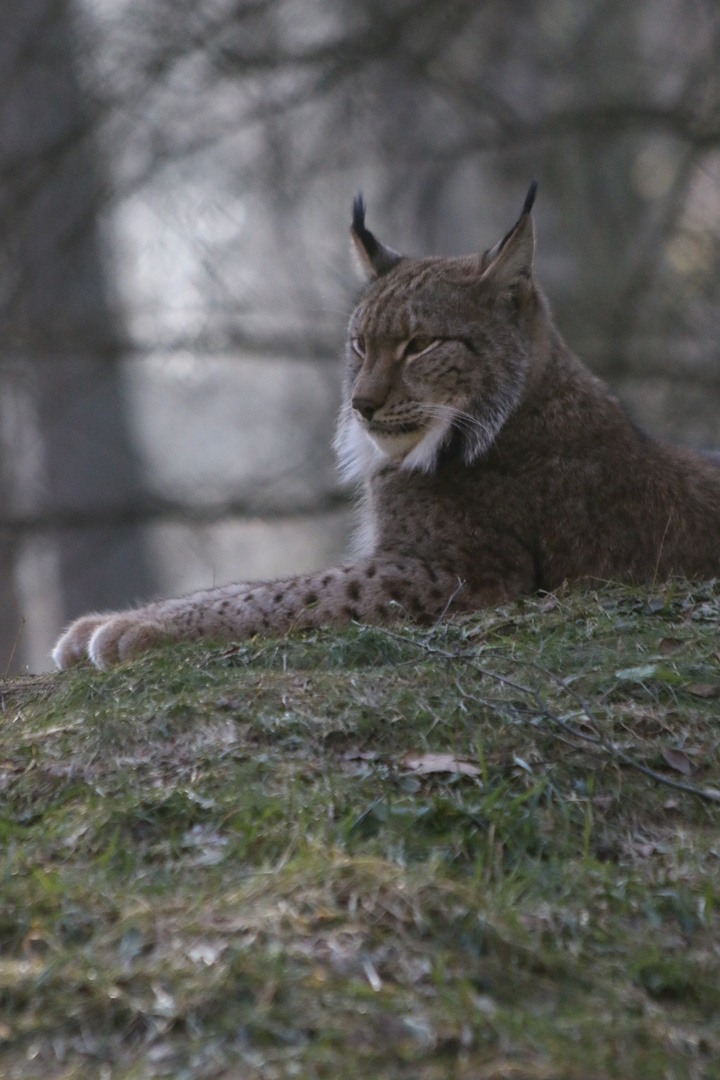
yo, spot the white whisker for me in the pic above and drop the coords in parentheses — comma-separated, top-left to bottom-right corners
(416, 401, 493, 441)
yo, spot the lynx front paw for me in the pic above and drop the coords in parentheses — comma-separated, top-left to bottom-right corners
(53, 613, 169, 670)
(52, 613, 113, 670)
(88, 616, 169, 670)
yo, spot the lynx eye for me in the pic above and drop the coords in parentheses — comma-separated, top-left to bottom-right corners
(404, 336, 440, 360)
(351, 335, 366, 357)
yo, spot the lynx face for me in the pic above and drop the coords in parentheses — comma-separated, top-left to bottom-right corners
(337, 191, 538, 481)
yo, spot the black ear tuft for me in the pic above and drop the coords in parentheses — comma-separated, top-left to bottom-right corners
(494, 179, 539, 257)
(522, 179, 538, 217)
(481, 180, 536, 286)
(352, 192, 366, 234)
(350, 193, 403, 280)
(351, 192, 381, 261)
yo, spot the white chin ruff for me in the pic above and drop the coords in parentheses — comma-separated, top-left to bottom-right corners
(399, 416, 454, 473)
(336, 412, 453, 481)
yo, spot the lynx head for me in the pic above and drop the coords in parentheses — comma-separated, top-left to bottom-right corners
(336, 182, 542, 481)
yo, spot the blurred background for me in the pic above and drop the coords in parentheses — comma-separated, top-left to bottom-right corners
(1, 0, 720, 672)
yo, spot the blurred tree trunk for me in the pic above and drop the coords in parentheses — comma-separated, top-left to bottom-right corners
(0, 0, 154, 671)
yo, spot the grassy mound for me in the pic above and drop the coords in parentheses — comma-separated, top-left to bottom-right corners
(2, 581, 720, 1078)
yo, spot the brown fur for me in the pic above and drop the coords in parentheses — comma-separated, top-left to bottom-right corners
(53, 187, 720, 669)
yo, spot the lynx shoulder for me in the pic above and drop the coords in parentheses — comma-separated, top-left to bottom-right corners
(53, 183, 720, 669)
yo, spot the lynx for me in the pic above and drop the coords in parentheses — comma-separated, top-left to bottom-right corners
(53, 182, 720, 670)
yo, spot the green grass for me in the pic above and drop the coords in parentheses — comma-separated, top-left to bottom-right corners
(2, 580, 720, 1078)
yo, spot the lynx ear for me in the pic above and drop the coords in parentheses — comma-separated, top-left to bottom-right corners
(480, 180, 537, 288)
(350, 194, 403, 280)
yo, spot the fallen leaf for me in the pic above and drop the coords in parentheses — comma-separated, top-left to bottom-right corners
(615, 664, 680, 683)
(512, 754, 533, 774)
(661, 747, 693, 776)
(658, 637, 683, 653)
(685, 683, 720, 699)
(401, 752, 481, 777)
(362, 956, 382, 992)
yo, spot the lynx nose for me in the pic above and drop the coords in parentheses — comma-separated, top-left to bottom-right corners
(352, 396, 379, 422)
